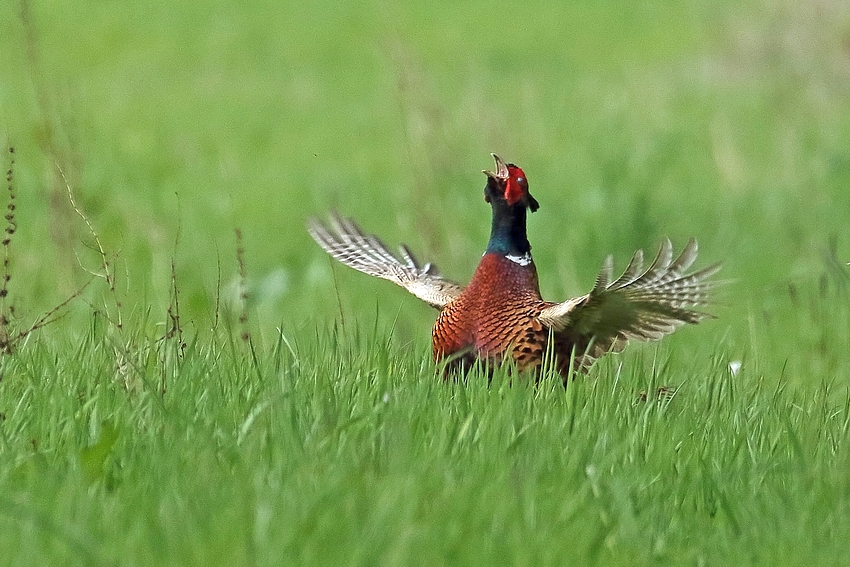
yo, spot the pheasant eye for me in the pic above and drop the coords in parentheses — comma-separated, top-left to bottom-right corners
(516, 176, 525, 186)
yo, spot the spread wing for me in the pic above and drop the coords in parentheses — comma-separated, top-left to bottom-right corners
(307, 214, 464, 309)
(538, 238, 722, 366)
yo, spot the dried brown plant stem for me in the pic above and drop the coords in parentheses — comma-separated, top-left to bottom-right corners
(164, 193, 183, 344)
(54, 161, 124, 334)
(0, 146, 17, 353)
(235, 228, 250, 343)
(54, 162, 112, 289)
(0, 146, 93, 354)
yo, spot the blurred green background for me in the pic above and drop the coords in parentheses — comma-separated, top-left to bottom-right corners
(1, 0, 848, 373)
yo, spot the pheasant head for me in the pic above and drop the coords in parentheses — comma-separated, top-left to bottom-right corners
(482, 153, 539, 212)
(482, 154, 538, 259)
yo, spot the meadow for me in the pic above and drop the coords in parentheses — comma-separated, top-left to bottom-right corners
(1, 0, 850, 564)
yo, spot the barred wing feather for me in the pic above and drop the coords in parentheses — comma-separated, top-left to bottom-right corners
(538, 238, 721, 365)
(307, 214, 464, 309)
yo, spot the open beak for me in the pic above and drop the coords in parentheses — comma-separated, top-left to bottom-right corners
(482, 153, 509, 180)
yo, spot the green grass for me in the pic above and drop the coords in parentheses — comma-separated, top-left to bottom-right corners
(2, 315, 850, 565)
(1, 0, 850, 564)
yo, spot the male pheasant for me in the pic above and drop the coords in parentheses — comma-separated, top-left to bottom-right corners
(308, 154, 721, 380)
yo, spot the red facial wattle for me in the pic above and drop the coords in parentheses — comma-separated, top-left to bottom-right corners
(504, 166, 528, 206)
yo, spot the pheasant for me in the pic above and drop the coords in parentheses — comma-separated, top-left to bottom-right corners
(308, 154, 721, 381)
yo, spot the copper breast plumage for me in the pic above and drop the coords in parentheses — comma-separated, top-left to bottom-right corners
(433, 254, 549, 372)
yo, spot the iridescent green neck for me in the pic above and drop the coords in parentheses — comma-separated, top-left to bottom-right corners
(485, 201, 531, 258)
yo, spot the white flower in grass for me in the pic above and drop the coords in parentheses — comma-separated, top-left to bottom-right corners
(728, 360, 742, 376)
